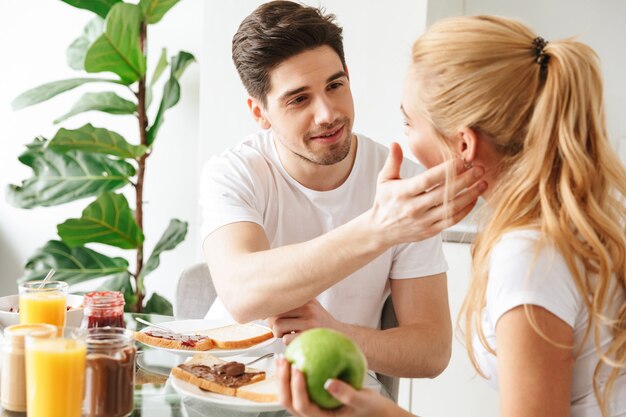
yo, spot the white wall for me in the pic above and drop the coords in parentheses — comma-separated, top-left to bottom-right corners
(0, 0, 203, 301)
(408, 242, 500, 417)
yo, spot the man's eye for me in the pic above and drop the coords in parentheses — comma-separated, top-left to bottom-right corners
(288, 96, 307, 106)
(328, 82, 343, 90)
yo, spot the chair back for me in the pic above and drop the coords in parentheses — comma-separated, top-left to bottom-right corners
(377, 296, 400, 401)
(174, 263, 216, 319)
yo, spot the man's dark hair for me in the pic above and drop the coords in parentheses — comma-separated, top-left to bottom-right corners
(232, 1, 345, 105)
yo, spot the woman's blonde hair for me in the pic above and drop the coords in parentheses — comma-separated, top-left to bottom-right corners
(411, 15, 626, 415)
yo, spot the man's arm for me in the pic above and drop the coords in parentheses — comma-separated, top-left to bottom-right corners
(344, 274, 452, 377)
(204, 217, 386, 323)
(268, 273, 452, 377)
(205, 155, 485, 323)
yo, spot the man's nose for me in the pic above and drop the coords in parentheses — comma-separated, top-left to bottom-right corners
(313, 97, 337, 125)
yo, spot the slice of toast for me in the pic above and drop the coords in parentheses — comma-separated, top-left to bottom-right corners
(195, 323, 273, 349)
(236, 375, 278, 403)
(171, 353, 266, 397)
(134, 330, 214, 351)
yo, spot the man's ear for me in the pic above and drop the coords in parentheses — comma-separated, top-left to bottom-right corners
(247, 97, 271, 130)
(457, 127, 478, 163)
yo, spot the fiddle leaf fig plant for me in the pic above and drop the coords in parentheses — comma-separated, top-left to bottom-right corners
(7, 0, 194, 314)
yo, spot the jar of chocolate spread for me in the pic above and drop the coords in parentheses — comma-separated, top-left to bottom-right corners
(83, 327, 136, 417)
(81, 291, 125, 329)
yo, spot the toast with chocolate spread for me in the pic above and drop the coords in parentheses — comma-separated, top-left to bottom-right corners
(171, 353, 278, 402)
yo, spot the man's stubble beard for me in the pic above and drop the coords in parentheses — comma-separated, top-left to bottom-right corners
(297, 118, 353, 166)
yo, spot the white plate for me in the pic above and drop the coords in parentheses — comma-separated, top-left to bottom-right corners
(135, 319, 277, 357)
(170, 354, 284, 412)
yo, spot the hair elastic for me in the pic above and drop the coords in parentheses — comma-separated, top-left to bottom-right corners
(532, 36, 550, 76)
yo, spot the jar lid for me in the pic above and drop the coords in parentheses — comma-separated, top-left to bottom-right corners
(3, 324, 57, 347)
(84, 291, 125, 308)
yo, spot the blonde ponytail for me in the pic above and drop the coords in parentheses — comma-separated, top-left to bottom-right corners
(411, 15, 626, 416)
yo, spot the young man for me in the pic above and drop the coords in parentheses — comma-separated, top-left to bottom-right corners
(200, 1, 486, 378)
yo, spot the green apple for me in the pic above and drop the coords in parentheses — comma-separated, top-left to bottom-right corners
(285, 328, 367, 409)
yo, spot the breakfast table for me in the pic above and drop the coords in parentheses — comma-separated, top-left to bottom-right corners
(0, 313, 391, 417)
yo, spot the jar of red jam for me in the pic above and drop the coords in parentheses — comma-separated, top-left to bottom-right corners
(81, 291, 125, 329)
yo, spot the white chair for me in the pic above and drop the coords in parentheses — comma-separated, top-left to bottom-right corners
(174, 262, 400, 400)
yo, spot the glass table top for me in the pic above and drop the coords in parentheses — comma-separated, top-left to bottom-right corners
(1, 313, 390, 417)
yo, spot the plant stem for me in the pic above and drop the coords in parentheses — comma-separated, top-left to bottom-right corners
(135, 21, 149, 313)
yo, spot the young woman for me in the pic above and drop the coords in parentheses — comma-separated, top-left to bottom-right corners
(277, 15, 626, 417)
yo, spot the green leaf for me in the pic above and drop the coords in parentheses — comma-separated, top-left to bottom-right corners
(61, 0, 122, 18)
(6, 137, 135, 208)
(49, 124, 146, 159)
(170, 51, 195, 80)
(147, 51, 195, 145)
(97, 272, 138, 311)
(21, 240, 129, 284)
(84, 3, 147, 84)
(57, 192, 144, 249)
(54, 92, 136, 124)
(147, 48, 168, 108)
(12, 78, 123, 110)
(150, 48, 169, 87)
(67, 17, 105, 70)
(140, 0, 180, 24)
(140, 219, 188, 280)
(143, 292, 173, 315)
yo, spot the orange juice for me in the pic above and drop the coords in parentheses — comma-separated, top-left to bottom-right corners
(19, 291, 67, 329)
(26, 337, 86, 417)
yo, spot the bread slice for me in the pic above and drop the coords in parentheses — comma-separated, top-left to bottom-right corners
(134, 330, 214, 351)
(171, 353, 266, 397)
(195, 323, 273, 349)
(236, 376, 278, 403)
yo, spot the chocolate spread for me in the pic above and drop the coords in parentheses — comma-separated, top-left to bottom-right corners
(84, 345, 136, 417)
(179, 362, 264, 388)
(145, 330, 209, 348)
(215, 361, 245, 376)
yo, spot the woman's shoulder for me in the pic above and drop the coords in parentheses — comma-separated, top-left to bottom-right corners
(487, 228, 581, 328)
(490, 228, 568, 275)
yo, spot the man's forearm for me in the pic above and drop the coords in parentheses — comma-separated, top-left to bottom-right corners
(338, 323, 452, 378)
(207, 211, 389, 322)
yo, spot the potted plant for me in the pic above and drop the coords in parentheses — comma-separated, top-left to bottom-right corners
(6, 0, 195, 314)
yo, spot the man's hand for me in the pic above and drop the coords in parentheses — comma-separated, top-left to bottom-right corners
(369, 142, 487, 247)
(267, 300, 342, 345)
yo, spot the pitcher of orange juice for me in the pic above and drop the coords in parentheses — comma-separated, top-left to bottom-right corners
(25, 327, 86, 417)
(19, 281, 68, 329)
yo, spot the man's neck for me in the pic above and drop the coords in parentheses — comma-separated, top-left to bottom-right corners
(274, 135, 358, 192)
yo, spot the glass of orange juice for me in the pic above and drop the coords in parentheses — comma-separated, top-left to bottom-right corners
(25, 327, 86, 417)
(19, 281, 68, 329)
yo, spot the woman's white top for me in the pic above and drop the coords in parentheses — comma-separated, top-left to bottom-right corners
(475, 229, 626, 416)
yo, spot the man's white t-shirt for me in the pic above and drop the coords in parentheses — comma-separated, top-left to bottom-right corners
(199, 131, 448, 329)
(475, 229, 626, 417)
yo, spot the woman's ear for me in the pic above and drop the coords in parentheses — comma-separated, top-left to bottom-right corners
(247, 97, 271, 130)
(457, 127, 478, 163)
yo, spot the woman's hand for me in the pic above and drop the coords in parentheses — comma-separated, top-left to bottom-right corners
(276, 357, 410, 417)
